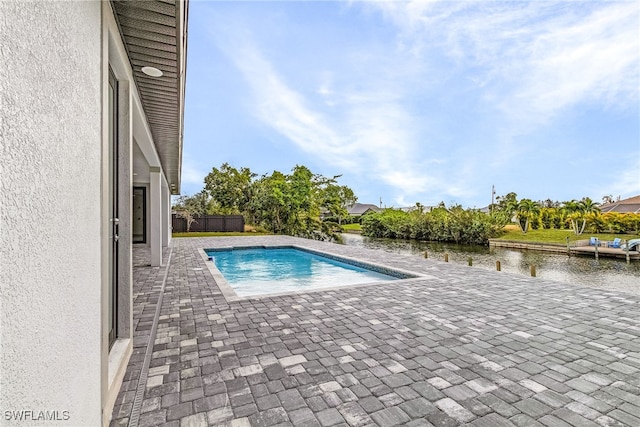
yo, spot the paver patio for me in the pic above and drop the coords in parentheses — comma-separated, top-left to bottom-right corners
(111, 236, 640, 427)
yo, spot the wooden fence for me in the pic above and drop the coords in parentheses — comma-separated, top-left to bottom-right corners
(172, 214, 245, 233)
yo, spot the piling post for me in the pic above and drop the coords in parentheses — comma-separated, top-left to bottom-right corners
(444, 253, 449, 262)
(625, 240, 630, 264)
(496, 260, 501, 271)
(424, 251, 428, 259)
(530, 265, 536, 277)
(468, 257, 473, 266)
(566, 236, 571, 255)
(595, 239, 599, 260)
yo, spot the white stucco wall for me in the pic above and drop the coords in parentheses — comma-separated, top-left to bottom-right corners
(0, 2, 103, 425)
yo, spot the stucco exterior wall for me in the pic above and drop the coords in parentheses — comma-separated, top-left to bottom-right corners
(0, 2, 103, 425)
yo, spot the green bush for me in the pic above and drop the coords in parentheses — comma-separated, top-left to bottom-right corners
(361, 206, 505, 245)
(530, 216, 541, 230)
(540, 209, 552, 229)
(602, 212, 640, 234)
(586, 213, 606, 233)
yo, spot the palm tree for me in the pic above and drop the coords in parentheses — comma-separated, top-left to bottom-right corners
(516, 199, 540, 233)
(563, 200, 581, 234)
(507, 198, 540, 233)
(563, 198, 601, 235)
(579, 197, 601, 234)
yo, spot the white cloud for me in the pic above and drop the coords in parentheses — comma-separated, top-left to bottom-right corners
(505, 3, 640, 121)
(218, 35, 347, 161)
(197, 1, 639, 207)
(367, 1, 639, 122)
(363, 0, 640, 201)
(208, 24, 462, 198)
(594, 156, 640, 200)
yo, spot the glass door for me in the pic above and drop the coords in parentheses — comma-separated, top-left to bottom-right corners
(108, 69, 119, 348)
(133, 187, 146, 243)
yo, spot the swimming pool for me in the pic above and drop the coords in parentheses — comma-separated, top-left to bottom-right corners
(204, 246, 411, 297)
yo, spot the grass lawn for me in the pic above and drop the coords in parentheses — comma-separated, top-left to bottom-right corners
(341, 223, 362, 232)
(496, 227, 639, 244)
(172, 231, 272, 238)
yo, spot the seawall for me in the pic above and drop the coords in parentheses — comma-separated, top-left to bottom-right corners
(489, 239, 568, 253)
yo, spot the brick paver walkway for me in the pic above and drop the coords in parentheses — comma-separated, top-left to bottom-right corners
(111, 236, 640, 427)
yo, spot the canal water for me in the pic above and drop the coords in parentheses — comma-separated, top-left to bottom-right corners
(341, 234, 640, 295)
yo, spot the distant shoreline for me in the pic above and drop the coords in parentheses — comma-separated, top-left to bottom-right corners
(345, 233, 638, 260)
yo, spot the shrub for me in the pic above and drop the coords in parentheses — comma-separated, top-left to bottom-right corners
(586, 213, 606, 233)
(552, 215, 563, 229)
(540, 209, 552, 229)
(602, 212, 640, 234)
(361, 206, 505, 245)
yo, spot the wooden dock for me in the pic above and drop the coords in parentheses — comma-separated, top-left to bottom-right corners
(489, 238, 640, 261)
(569, 240, 640, 261)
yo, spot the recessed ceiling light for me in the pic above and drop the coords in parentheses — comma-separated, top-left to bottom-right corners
(141, 66, 163, 77)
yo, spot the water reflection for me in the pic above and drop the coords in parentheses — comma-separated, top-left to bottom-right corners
(341, 234, 640, 295)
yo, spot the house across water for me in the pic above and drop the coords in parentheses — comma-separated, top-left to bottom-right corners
(600, 195, 640, 213)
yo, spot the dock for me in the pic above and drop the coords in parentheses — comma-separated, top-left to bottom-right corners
(570, 245, 640, 260)
(490, 238, 640, 261)
(569, 239, 640, 260)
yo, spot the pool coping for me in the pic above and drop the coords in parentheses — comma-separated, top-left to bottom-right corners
(198, 244, 428, 302)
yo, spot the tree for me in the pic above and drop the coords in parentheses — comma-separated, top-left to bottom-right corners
(175, 209, 196, 232)
(507, 199, 540, 233)
(580, 197, 601, 234)
(173, 191, 210, 232)
(495, 192, 518, 211)
(563, 198, 601, 235)
(540, 199, 560, 209)
(321, 183, 357, 225)
(284, 165, 315, 235)
(563, 200, 581, 234)
(251, 171, 289, 234)
(204, 163, 255, 215)
(196, 163, 355, 240)
(601, 194, 620, 205)
(516, 199, 540, 233)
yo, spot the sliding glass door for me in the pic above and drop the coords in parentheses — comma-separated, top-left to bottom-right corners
(108, 69, 119, 348)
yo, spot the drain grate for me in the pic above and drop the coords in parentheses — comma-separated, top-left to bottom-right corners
(127, 248, 173, 427)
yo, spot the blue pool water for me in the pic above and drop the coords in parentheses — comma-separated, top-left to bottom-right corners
(205, 247, 400, 297)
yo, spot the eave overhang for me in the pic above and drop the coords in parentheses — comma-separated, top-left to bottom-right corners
(111, 0, 188, 195)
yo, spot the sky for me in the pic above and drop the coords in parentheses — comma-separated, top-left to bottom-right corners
(181, 0, 640, 209)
